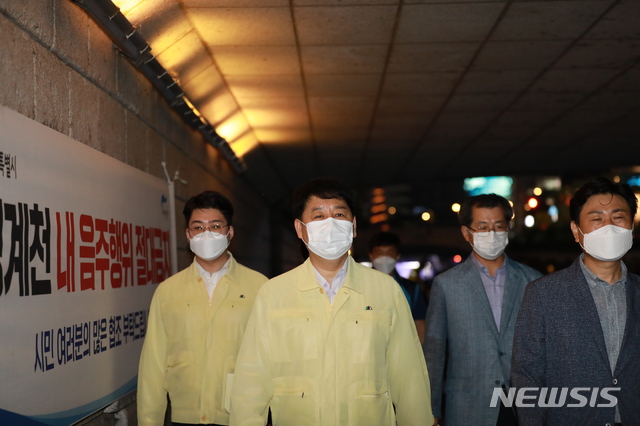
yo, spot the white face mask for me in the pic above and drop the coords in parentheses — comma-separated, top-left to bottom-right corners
(301, 217, 354, 260)
(579, 224, 633, 261)
(189, 231, 229, 261)
(372, 256, 397, 274)
(470, 230, 509, 261)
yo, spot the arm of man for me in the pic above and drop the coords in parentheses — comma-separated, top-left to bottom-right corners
(423, 278, 447, 423)
(388, 282, 434, 425)
(137, 293, 169, 426)
(230, 291, 273, 426)
(511, 282, 547, 425)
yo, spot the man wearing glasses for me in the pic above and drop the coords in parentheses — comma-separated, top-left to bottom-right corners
(424, 194, 542, 426)
(138, 191, 268, 426)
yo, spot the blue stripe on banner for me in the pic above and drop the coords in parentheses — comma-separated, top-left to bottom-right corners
(0, 377, 137, 426)
(0, 409, 47, 425)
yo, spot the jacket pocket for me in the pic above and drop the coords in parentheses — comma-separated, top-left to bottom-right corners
(218, 305, 252, 341)
(342, 311, 391, 365)
(348, 380, 394, 426)
(271, 376, 319, 426)
(164, 350, 192, 394)
(267, 310, 320, 362)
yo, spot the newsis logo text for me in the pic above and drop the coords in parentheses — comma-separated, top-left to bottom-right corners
(491, 387, 620, 408)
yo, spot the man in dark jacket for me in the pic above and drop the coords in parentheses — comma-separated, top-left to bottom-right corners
(368, 231, 428, 343)
(512, 178, 640, 426)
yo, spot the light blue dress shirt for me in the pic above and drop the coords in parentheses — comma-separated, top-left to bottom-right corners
(472, 255, 507, 330)
(312, 258, 349, 304)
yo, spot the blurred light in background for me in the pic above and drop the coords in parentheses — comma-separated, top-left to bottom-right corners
(524, 215, 535, 227)
(370, 188, 388, 226)
(463, 176, 513, 198)
(393, 261, 419, 279)
(371, 204, 387, 214)
(538, 177, 562, 190)
(419, 261, 435, 281)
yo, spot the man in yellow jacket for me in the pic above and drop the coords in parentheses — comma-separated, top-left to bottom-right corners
(138, 191, 268, 426)
(231, 178, 433, 426)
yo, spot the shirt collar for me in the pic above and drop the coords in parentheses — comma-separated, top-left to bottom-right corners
(579, 253, 628, 288)
(312, 257, 349, 287)
(471, 253, 507, 276)
(195, 252, 232, 279)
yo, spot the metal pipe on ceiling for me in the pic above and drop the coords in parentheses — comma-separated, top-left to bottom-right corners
(71, 0, 247, 174)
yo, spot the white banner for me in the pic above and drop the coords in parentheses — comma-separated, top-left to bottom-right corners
(0, 106, 171, 425)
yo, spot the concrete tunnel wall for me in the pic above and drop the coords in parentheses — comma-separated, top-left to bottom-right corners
(0, 1, 292, 424)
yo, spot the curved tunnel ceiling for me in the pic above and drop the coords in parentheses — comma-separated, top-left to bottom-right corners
(112, 0, 640, 203)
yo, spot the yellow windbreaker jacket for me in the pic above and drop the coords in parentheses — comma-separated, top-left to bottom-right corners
(230, 256, 433, 426)
(137, 254, 268, 426)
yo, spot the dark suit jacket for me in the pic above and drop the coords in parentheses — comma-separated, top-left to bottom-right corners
(512, 258, 640, 425)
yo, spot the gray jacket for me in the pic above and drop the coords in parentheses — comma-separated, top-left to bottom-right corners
(512, 258, 640, 426)
(424, 255, 542, 426)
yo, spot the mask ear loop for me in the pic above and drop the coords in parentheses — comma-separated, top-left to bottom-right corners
(297, 219, 311, 247)
(221, 231, 231, 252)
(576, 226, 587, 252)
(465, 226, 476, 250)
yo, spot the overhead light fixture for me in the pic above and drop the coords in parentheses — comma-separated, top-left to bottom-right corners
(71, 0, 247, 173)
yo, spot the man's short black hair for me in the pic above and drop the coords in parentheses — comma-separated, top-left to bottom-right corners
(368, 231, 401, 253)
(458, 193, 513, 227)
(182, 190, 234, 226)
(292, 177, 356, 220)
(569, 177, 637, 224)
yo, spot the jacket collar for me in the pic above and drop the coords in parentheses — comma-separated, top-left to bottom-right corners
(343, 257, 365, 294)
(187, 251, 237, 284)
(568, 257, 611, 366)
(618, 269, 640, 374)
(298, 256, 364, 294)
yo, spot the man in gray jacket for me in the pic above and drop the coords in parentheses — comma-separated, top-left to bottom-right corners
(425, 194, 542, 426)
(512, 178, 640, 425)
